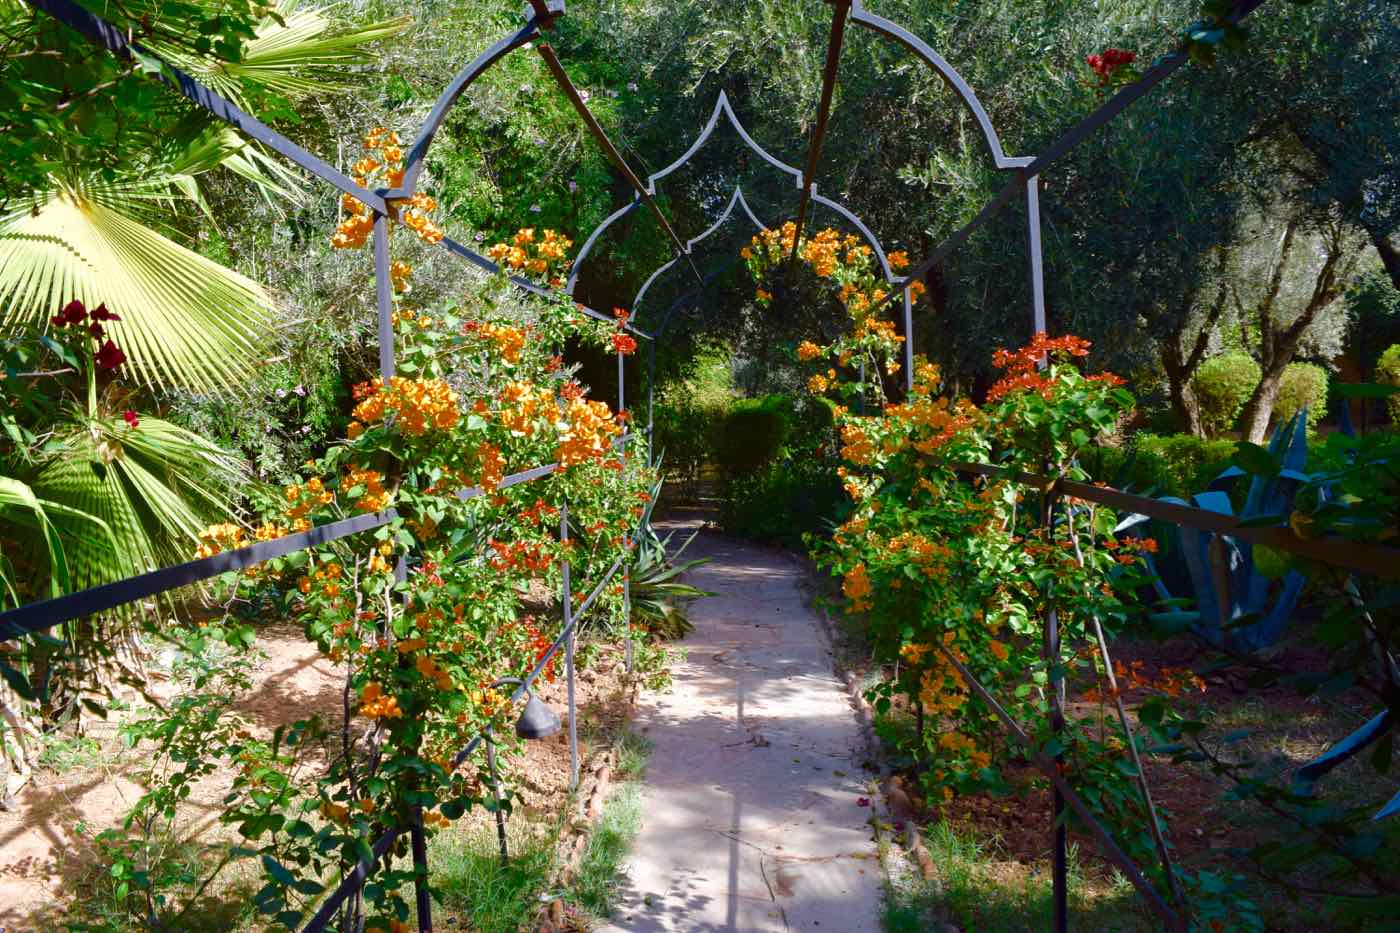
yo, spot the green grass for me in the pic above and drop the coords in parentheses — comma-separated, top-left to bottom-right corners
(567, 730, 651, 920)
(428, 730, 653, 930)
(882, 821, 1154, 933)
(429, 818, 558, 933)
(569, 781, 642, 917)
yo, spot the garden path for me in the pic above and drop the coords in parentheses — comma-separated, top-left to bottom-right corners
(601, 518, 881, 933)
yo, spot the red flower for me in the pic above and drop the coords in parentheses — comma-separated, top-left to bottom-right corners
(89, 303, 121, 322)
(612, 307, 630, 323)
(122, 410, 139, 429)
(1087, 48, 1136, 80)
(89, 323, 105, 339)
(611, 332, 638, 355)
(50, 300, 87, 328)
(94, 339, 126, 371)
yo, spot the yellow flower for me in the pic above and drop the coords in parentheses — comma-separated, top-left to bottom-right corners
(797, 340, 821, 361)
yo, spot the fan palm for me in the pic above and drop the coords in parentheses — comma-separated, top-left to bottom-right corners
(0, 0, 406, 393)
(26, 412, 246, 592)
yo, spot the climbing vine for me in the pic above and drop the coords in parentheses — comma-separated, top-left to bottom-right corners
(746, 226, 1271, 928)
(92, 130, 654, 931)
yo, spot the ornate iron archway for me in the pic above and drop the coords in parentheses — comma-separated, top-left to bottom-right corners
(1, 3, 1337, 932)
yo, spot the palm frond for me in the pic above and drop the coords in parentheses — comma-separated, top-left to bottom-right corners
(0, 476, 114, 603)
(149, 0, 409, 110)
(27, 415, 244, 591)
(0, 188, 274, 393)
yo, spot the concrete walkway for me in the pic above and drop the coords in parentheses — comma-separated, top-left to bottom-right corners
(602, 523, 881, 933)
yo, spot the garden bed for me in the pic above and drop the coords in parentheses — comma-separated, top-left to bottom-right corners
(0, 623, 649, 931)
(832, 615, 1391, 932)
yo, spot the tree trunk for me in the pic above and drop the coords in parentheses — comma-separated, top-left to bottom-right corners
(1161, 344, 1204, 436)
(1239, 222, 1355, 442)
(1372, 230, 1400, 293)
(1159, 269, 1229, 437)
(1239, 361, 1288, 443)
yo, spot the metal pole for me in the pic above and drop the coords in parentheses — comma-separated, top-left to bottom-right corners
(1024, 174, 1046, 338)
(486, 737, 509, 865)
(646, 341, 656, 470)
(561, 503, 579, 790)
(618, 349, 634, 675)
(902, 287, 915, 395)
(1041, 484, 1068, 933)
(787, 0, 853, 270)
(410, 810, 433, 932)
(373, 213, 395, 381)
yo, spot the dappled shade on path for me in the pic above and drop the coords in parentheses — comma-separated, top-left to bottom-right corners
(602, 522, 880, 932)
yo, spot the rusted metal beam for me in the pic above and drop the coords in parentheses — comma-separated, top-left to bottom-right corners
(787, 0, 853, 270)
(535, 44, 705, 288)
(948, 461, 1400, 580)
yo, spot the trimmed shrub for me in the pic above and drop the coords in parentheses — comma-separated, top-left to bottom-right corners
(653, 398, 724, 500)
(1193, 351, 1261, 437)
(1377, 344, 1400, 424)
(1084, 433, 1237, 499)
(714, 394, 795, 480)
(1274, 362, 1328, 432)
(718, 395, 840, 546)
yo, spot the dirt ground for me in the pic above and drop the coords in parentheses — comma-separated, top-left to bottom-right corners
(0, 622, 637, 931)
(878, 629, 1391, 930)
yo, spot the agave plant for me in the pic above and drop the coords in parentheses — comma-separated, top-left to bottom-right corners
(1121, 412, 1311, 651)
(628, 470, 712, 639)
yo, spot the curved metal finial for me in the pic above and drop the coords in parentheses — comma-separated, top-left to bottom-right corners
(848, 0, 1031, 171)
(647, 91, 803, 190)
(394, 3, 564, 197)
(570, 91, 898, 299)
(630, 187, 769, 313)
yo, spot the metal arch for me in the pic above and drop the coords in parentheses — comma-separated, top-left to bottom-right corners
(394, 3, 562, 197)
(848, 0, 1032, 171)
(650, 91, 802, 189)
(566, 200, 644, 292)
(570, 90, 898, 296)
(631, 187, 767, 313)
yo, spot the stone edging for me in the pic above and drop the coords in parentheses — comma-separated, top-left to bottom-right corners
(536, 664, 641, 931)
(799, 552, 941, 893)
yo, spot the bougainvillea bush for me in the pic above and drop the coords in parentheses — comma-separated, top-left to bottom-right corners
(95, 132, 655, 931)
(745, 225, 1274, 926)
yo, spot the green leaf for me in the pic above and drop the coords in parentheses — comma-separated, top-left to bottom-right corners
(261, 855, 297, 886)
(1232, 442, 1280, 478)
(0, 657, 36, 701)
